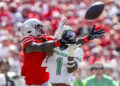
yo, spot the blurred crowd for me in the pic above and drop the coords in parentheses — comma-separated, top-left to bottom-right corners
(0, 0, 120, 86)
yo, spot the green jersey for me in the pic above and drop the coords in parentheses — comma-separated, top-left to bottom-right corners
(85, 74, 116, 86)
(72, 79, 84, 86)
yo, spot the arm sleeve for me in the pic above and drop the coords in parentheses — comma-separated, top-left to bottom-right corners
(0, 74, 6, 85)
(74, 48, 84, 64)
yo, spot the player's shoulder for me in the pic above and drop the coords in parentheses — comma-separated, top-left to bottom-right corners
(22, 35, 36, 40)
(22, 35, 36, 42)
(22, 35, 36, 44)
(22, 35, 37, 49)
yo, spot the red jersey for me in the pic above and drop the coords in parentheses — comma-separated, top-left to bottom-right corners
(21, 35, 53, 85)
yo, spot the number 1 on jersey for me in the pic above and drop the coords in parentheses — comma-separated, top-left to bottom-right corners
(56, 57, 63, 75)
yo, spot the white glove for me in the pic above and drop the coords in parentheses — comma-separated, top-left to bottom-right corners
(54, 17, 66, 39)
(68, 44, 81, 57)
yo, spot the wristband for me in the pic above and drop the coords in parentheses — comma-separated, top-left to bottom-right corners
(84, 36, 90, 42)
(67, 60, 74, 64)
(67, 63, 75, 68)
(55, 40, 61, 47)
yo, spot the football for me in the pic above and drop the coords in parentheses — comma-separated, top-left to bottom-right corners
(85, 2, 104, 20)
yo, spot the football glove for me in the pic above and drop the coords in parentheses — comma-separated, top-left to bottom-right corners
(54, 18, 66, 39)
(88, 25, 105, 40)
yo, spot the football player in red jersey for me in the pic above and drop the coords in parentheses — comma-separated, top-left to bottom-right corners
(20, 18, 105, 86)
(20, 19, 77, 86)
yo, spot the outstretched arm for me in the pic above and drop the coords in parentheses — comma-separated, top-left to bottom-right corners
(77, 25, 105, 45)
(25, 40, 60, 53)
(24, 30, 76, 54)
(54, 17, 66, 39)
(76, 38, 86, 45)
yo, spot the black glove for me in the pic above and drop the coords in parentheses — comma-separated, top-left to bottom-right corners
(59, 30, 76, 45)
(88, 25, 105, 40)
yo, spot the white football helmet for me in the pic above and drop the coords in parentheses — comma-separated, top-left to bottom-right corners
(21, 19, 45, 38)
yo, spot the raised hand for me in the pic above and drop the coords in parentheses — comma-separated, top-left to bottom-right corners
(88, 25, 105, 40)
(54, 17, 66, 39)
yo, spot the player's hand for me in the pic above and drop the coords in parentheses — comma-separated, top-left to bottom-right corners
(59, 30, 76, 45)
(88, 25, 105, 40)
(54, 17, 66, 39)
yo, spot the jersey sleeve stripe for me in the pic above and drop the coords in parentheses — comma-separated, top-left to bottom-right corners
(22, 36, 33, 41)
(23, 39, 35, 45)
(22, 36, 36, 45)
(22, 37, 35, 43)
(22, 36, 35, 42)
